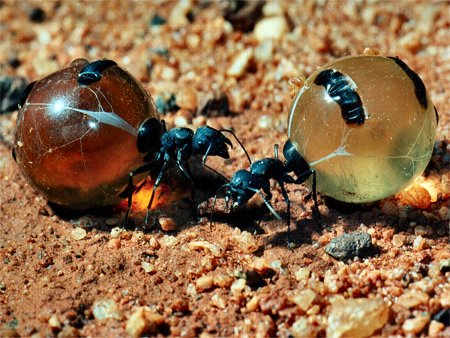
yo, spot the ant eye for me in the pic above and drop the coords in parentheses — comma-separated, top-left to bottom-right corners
(13, 59, 159, 209)
(288, 55, 437, 203)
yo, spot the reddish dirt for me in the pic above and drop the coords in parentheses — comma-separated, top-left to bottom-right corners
(1, 1, 449, 337)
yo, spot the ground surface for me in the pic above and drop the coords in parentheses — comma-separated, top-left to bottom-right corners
(0, 1, 449, 337)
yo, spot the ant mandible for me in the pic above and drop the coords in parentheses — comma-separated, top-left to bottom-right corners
(214, 140, 322, 244)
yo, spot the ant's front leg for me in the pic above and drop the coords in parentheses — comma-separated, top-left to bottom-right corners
(121, 161, 158, 227)
(144, 160, 169, 227)
(294, 169, 322, 227)
(176, 160, 199, 220)
(277, 181, 292, 246)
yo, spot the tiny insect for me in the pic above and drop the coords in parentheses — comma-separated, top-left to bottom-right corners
(13, 59, 250, 225)
(214, 141, 322, 244)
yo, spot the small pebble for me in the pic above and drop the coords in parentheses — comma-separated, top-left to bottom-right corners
(392, 234, 405, 247)
(211, 293, 227, 309)
(110, 227, 124, 238)
(196, 275, 214, 292)
(262, 2, 284, 16)
(141, 261, 155, 274)
(414, 225, 431, 236)
(381, 200, 398, 216)
(324, 232, 373, 261)
(294, 267, 311, 282)
(48, 315, 61, 329)
(246, 295, 259, 311)
(71, 228, 87, 241)
(290, 289, 317, 312)
(258, 115, 272, 129)
(291, 317, 318, 338)
(413, 235, 427, 251)
(327, 297, 389, 338)
(176, 88, 198, 111)
(440, 291, 450, 307)
(92, 299, 122, 320)
(159, 235, 177, 247)
(254, 16, 288, 41)
(168, 0, 193, 26)
(230, 278, 246, 296)
(254, 40, 274, 62)
(438, 206, 449, 221)
(428, 320, 445, 337)
(396, 290, 429, 308)
(159, 217, 177, 231)
(402, 313, 430, 335)
(231, 228, 259, 254)
(226, 48, 253, 77)
(188, 240, 225, 258)
(126, 307, 165, 338)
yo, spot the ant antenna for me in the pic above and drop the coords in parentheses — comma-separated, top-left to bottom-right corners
(220, 129, 252, 164)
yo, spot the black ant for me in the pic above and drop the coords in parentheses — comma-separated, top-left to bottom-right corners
(120, 118, 251, 226)
(213, 140, 322, 244)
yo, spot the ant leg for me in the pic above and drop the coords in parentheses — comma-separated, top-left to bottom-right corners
(176, 161, 198, 219)
(294, 169, 323, 227)
(202, 144, 229, 183)
(122, 161, 158, 227)
(248, 187, 282, 221)
(144, 160, 169, 227)
(220, 129, 252, 164)
(278, 181, 292, 246)
(310, 169, 323, 227)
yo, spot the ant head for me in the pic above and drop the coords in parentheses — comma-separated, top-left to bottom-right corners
(137, 118, 164, 154)
(283, 140, 310, 175)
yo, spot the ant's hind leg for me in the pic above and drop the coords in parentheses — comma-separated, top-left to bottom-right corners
(176, 161, 199, 220)
(278, 182, 292, 247)
(311, 170, 323, 227)
(145, 161, 169, 227)
(121, 161, 157, 227)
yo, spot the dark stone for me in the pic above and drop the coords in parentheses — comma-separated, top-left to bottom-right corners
(221, 0, 265, 32)
(244, 270, 267, 288)
(324, 232, 373, 261)
(198, 92, 231, 117)
(0, 76, 29, 114)
(155, 93, 179, 114)
(8, 56, 21, 68)
(150, 14, 166, 26)
(28, 7, 46, 23)
(433, 308, 450, 326)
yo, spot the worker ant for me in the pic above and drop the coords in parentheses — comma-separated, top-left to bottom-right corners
(120, 118, 251, 226)
(76, 59, 251, 226)
(213, 140, 322, 244)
